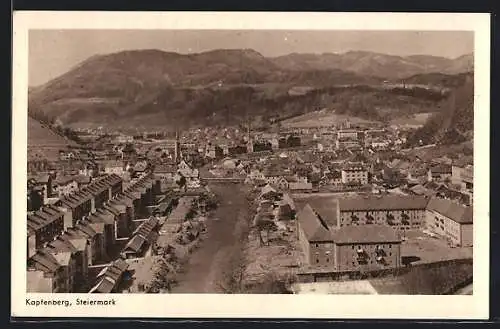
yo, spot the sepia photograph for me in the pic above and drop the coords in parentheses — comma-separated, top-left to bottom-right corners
(12, 12, 490, 319)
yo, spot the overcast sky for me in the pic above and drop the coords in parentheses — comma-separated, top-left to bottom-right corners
(29, 30, 474, 86)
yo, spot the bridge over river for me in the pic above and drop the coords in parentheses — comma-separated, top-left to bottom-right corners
(200, 177, 246, 184)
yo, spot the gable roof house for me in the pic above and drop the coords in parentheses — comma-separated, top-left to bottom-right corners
(297, 204, 333, 243)
(27, 249, 71, 293)
(89, 258, 129, 293)
(121, 216, 159, 258)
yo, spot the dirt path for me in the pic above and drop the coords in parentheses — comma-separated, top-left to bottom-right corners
(170, 183, 250, 293)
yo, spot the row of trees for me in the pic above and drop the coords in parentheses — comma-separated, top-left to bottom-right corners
(29, 109, 84, 144)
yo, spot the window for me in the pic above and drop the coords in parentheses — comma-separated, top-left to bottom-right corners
(316, 259, 319, 263)
(326, 258, 329, 263)
(315, 244, 318, 248)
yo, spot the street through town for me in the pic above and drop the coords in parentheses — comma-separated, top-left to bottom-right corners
(170, 182, 251, 293)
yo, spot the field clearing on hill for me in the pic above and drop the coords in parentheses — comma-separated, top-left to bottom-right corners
(28, 117, 77, 161)
(281, 111, 379, 128)
(389, 112, 434, 128)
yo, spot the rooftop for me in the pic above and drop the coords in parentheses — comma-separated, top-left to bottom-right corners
(27, 205, 64, 231)
(295, 197, 338, 227)
(427, 197, 473, 224)
(331, 225, 401, 244)
(338, 195, 430, 212)
(297, 204, 332, 242)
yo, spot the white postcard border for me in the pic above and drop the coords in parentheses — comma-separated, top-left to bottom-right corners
(12, 11, 490, 319)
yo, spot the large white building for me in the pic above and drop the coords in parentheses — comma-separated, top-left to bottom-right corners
(341, 164, 369, 185)
(425, 197, 473, 247)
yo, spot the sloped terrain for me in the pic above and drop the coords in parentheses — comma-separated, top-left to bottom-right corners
(28, 48, 473, 130)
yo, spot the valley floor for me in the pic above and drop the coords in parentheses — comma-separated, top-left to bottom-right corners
(170, 183, 251, 293)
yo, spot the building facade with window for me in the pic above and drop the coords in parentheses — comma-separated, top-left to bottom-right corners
(341, 164, 369, 185)
(336, 195, 429, 230)
(425, 197, 473, 247)
(297, 204, 402, 272)
(331, 226, 401, 272)
(27, 205, 65, 251)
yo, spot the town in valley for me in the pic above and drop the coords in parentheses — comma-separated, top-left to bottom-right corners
(26, 30, 474, 295)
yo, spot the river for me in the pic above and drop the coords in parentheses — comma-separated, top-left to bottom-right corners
(170, 183, 250, 293)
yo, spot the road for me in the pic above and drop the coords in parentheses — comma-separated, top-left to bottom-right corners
(170, 183, 251, 293)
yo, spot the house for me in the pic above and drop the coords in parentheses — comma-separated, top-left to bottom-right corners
(264, 169, 287, 186)
(178, 160, 199, 179)
(259, 184, 279, 200)
(296, 204, 401, 271)
(56, 190, 93, 229)
(88, 209, 117, 257)
(133, 160, 148, 174)
(337, 129, 359, 140)
(272, 176, 290, 191)
(79, 162, 97, 177)
(153, 164, 177, 182)
(371, 140, 390, 150)
(222, 158, 237, 170)
(205, 144, 224, 159)
(289, 182, 313, 193)
(427, 164, 452, 182)
(121, 216, 159, 258)
(27, 249, 74, 293)
(74, 175, 92, 188)
(274, 202, 294, 221)
(321, 170, 342, 186)
(27, 184, 44, 212)
(336, 195, 430, 229)
(47, 233, 90, 292)
(425, 197, 473, 247)
(331, 225, 402, 272)
(89, 259, 129, 293)
(341, 163, 369, 185)
(296, 204, 334, 267)
(70, 220, 107, 265)
(53, 175, 79, 197)
(451, 163, 473, 192)
(27, 205, 65, 254)
(409, 184, 437, 197)
(28, 228, 91, 293)
(102, 160, 126, 176)
(28, 173, 52, 200)
(104, 202, 129, 239)
(270, 137, 280, 150)
(228, 145, 248, 156)
(248, 169, 265, 181)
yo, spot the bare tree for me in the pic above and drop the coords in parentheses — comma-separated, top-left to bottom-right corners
(254, 214, 277, 246)
(217, 249, 248, 293)
(217, 213, 250, 293)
